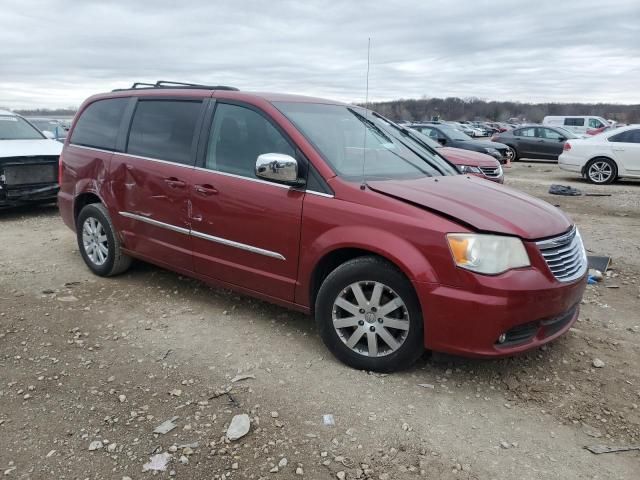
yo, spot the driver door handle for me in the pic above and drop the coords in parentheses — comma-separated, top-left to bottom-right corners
(194, 183, 218, 196)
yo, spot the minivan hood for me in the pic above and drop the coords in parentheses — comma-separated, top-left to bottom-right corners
(368, 175, 571, 240)
(0, 139, 63, 159)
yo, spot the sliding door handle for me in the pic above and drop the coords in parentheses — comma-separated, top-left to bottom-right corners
(164, 177, 186, 189)
(194, 184, 218, 196)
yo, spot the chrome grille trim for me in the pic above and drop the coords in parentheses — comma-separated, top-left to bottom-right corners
(536, 227, 587, 282)
(479, 166, 500, 177)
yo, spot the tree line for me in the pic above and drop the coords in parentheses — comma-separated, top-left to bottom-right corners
(364, 97, 640, 124)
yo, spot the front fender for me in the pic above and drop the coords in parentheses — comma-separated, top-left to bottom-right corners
(296, 224, 440, 308)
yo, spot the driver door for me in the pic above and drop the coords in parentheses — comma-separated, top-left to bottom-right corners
(189, 101, 305, 301)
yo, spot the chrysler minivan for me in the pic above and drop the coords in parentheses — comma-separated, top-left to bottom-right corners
(58, 81, 588, 372)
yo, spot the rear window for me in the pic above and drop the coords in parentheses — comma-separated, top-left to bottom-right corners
(127, 100, 202, 165)
(564, 118, 585, 127)
(70, 98, 128, 150)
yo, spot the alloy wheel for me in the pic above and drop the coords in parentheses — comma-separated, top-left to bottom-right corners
(331, 281, 410, 357)
(82, 217, 109, 266)
(505, 147, 515, 162)
(588, 160, 613, 184)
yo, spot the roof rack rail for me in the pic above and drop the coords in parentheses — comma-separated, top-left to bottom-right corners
(112, 81, 239, 92)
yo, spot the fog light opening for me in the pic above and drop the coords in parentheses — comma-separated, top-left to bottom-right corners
(497, 333, 507, 344)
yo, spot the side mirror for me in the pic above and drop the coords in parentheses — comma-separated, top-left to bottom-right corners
(558, 137, 565, 142)
(42, 130, 55, 139)
(438, 138, 447, 146)
(255, 153, 301, 185)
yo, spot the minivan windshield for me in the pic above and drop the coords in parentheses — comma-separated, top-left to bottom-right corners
(274, 102, 457, 180)
(0, 115, 45, 140)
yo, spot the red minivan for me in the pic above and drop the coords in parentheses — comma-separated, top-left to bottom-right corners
(58, 81, 588, 372)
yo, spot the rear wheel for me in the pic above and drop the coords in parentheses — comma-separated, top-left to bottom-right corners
(77, 203, 132, 276)
(315, 256, 424, 372)
(585, 157, 617, 184)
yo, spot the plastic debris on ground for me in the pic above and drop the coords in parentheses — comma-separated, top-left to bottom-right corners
(143, 452, 172, 471)
(322, 414, 335, 426)
(153, 416, 179, 435)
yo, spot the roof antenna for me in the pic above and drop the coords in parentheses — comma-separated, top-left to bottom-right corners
(360, 37, 371, 191)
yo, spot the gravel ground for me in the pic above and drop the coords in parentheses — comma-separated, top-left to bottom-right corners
(1, 162, 639, 479)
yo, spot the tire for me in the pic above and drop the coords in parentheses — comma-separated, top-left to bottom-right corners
(315, 256, 424, 372)
(585, 157, 617, 185)
(507, 145, 519, 161)
(76, 203, 132, 276)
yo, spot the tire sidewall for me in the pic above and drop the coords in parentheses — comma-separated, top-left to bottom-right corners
(508, 145, 518, 161)
(76, 205, 117, 276)
(315, 258, 424, 372)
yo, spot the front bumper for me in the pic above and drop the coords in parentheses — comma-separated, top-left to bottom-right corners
(0, 183, 59, 207)
(413, 268, 587, 357)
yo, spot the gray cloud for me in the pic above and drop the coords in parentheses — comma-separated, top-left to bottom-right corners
(1, 0, 638, 109)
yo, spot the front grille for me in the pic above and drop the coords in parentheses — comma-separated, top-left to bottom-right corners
(479, 166, 501, 177)
(536, 228, 587, 282)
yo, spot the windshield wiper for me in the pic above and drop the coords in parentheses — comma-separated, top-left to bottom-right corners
(370, 113, 451, 175)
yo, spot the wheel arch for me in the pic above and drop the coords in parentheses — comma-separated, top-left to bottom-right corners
(582, 155, 619, 176)
(301, 227, 439, 310)
(73, 191, 104, 224)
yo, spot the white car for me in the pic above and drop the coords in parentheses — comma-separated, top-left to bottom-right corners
(0, 109, 62, 207)
(558, 125, 640, 184)
(543, 115, 609, 135)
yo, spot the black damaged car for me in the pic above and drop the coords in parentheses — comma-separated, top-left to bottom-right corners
(410, 123, 514, 164)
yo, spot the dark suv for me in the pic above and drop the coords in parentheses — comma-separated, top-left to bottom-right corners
(58, 81, 587, 372)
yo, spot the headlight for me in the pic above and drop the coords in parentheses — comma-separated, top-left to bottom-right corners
(484, 147, 501, 158)
(458, 165, 481, 174)
(446, 233, 530, 274)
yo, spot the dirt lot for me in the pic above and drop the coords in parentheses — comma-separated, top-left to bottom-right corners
(1, 163, 639, 479)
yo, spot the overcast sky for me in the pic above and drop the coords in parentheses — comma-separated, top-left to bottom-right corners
(1, 0, 638, 109)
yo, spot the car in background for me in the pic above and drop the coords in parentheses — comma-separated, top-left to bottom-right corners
(446, 122, 478, 137)
(491, 125, 580, 161)
(25, 117, 68, 142)
(411, 123, 513, 164)
(559, 125, 640, 184)
(0, 109, 62, 208)
(586, 125, 610, 136)
(543, 116, 608, 135)
(406, 129, 503, 183)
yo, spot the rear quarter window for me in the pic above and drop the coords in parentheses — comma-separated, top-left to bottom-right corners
(70, 98, 129, 150)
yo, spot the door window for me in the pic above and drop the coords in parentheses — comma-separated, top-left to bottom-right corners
(588, 118, 605, 128)
(515, 127, 536, 137)
(70, 98, 129, 150)
(564, 118, 585, 126)
(541, 128, 564, 140)
(205, 103, 295, 178)
(609, 129, 640, 143)
(127, 100, 202, 165)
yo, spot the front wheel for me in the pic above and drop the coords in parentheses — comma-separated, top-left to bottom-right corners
(315, 256, 424, 372)
(585, 158, 617, 184)
(507, 146, 518, 162)
(77, 203, 132, 276)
